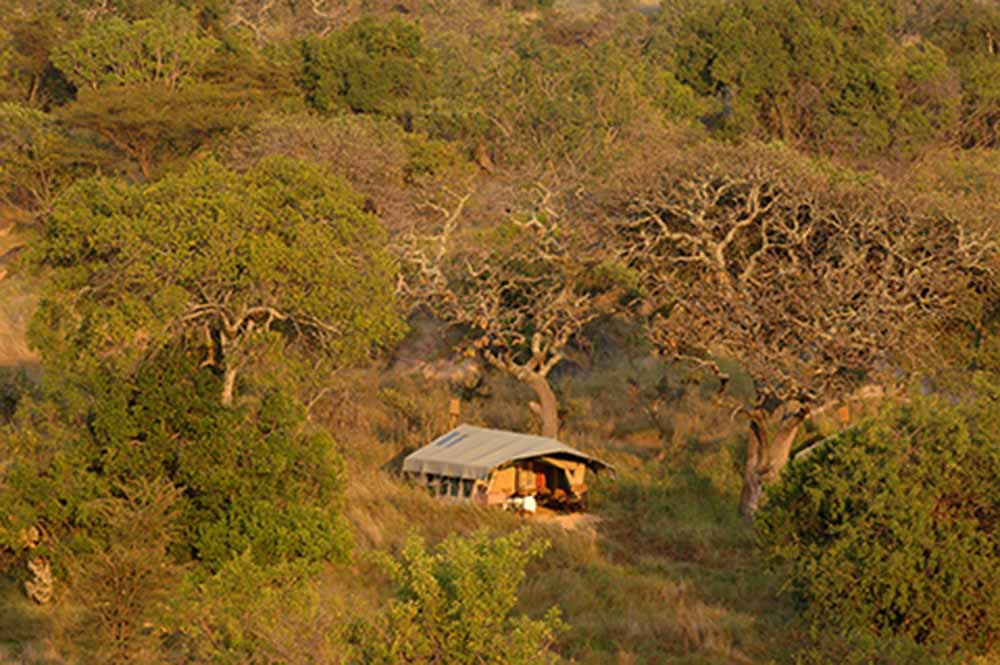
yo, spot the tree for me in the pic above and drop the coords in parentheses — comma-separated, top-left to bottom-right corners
(667, 0, 961, 158)
(300, 16, 438, 124)
(401, 187, 622, 438)
(904, 0, 1000, 149)
(428, 24, 696, 178)
(608, 142, 995, 516)
(0, 6, 74, 107)
(227, 112, 464, 234)
(59, 82, 251, 179)
(50, 7, 272, 177)
(0, 103, 94, 226)
(31, 156, 405, 405)
(0, 351, 354, 592)
(51, 7, 217, 92)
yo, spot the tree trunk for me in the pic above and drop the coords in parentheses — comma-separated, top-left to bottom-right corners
(221, 364, 238, 406)
(524, 371, 560, 439)
(739, 412, 767, 520)
(739, 408, 806, 519)
(27, 75, 40, 107)
(136, 149, 152, 180)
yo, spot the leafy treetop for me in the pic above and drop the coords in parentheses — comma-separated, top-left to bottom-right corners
(52, 6, 218, 91)
(31, 155, 405, 404)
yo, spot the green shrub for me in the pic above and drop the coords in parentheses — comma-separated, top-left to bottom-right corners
(668, 0, 961, 157)
(66, 477, 184, 663)
(301, 17, 437, 122)
(0, 352, 352, 574)
(757, 389, 1000, 653)
(168, 553, 353, 665)
(790, 630, 963, 665)
(354, 529, 566, 664)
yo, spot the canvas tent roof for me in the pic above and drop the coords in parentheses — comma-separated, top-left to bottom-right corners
(402, 424, 611, 481)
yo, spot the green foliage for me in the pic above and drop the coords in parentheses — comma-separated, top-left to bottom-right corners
(228, 111, 468, 234)
(910, 0, 1000, 148)
(52, 7, 217, 91)
(301, 17, 437, 122)
(168, 552, 352, 664)
(32, 155, 404, 396)
(355, 530, 566, 664)
(0, 8, 74, 107)
(49, 8, 292, 177)
(3, 2, 1000, 663)
(668, 0, 961, 156)
(0, 351, 352, 573)
(757, 388, 1000, 652)
(442, 31, 691, 171)
(886, 41, 961, 155)
(0, 102, 96, 222)
(57, 80, 253, 177)
(790, 630, 963, 665)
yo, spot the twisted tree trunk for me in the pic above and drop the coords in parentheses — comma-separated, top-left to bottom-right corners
(739, 407, 806, 519)
(221, 364, 239, 406)
(525, 371, 560, 439)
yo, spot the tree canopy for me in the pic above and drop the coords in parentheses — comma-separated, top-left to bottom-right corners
(606, 141, 995, 514)
(32, 155, 405, 403)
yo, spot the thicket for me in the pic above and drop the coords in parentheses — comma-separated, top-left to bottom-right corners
(301, 17, 437, 124)
(355, 530, 565, 664)
(0, 351, 352, 568)
(0, 353, 353, 662)
(757, 385, 1000, 653)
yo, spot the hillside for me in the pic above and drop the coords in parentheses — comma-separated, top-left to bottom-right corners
(2, 0, 999, 663)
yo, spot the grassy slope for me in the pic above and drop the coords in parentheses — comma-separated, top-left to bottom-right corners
(312, 361, 810, 664)
(0, 341, 821, 664)
(0, 279, 956, 665)
(2, 310, 964, 664)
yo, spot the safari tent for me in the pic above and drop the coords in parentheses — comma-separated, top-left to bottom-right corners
(402, 424, 611, 511)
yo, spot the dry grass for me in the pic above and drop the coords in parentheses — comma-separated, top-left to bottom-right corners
(315, 355, 808, 664)
(0, 578, 70, 665)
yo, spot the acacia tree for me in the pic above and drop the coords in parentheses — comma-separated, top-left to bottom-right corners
(608, 143, 995, 517)
(401, 187, 620, 438)
(51, 7, 263, 178)
(32, 156, 405, 405)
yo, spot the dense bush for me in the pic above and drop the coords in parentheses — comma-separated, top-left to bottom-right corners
(301, 17, 437, 123)
(0, 352, 352, 574)
(355, 529, 566, 664)
(666, 0, 961, 157)
(168, 552, 351, 664)
(757, 389, 1000, 652)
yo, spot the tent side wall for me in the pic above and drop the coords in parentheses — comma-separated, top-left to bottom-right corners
(486, 466, 515, 505)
